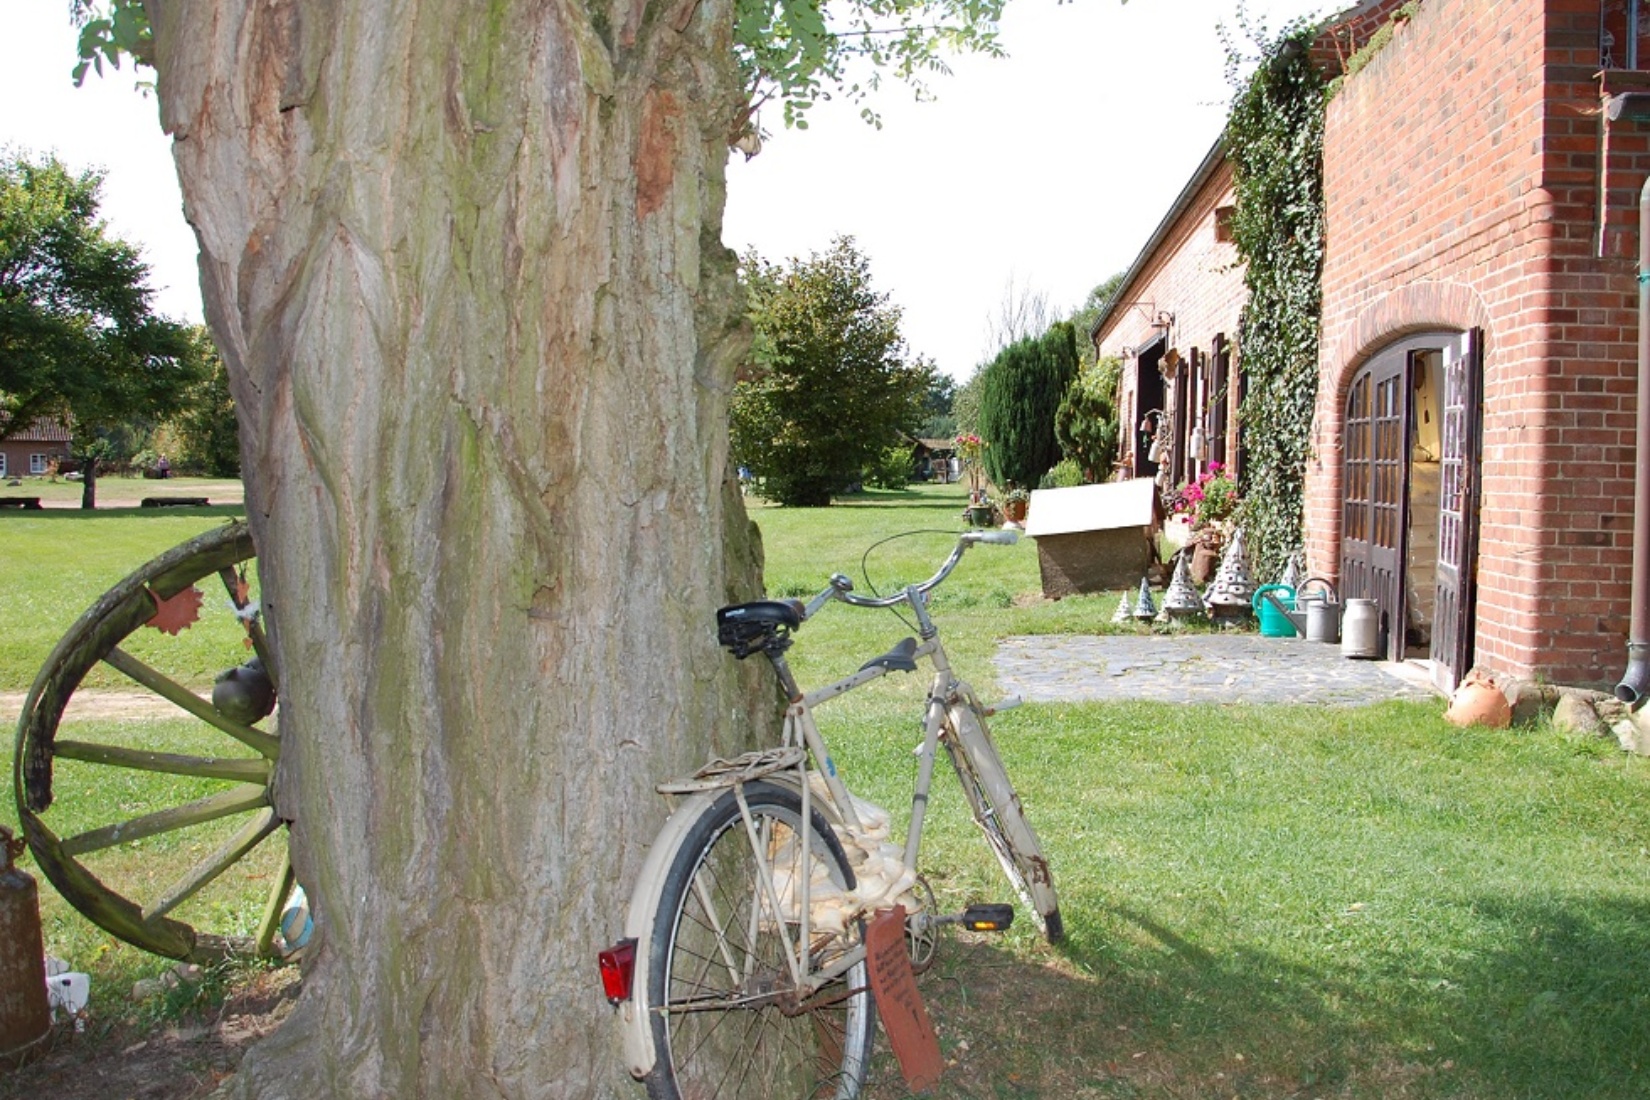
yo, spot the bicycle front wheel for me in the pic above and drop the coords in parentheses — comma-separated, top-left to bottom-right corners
(944, 705, 1064, 943)
(643, 781, 876, 1100)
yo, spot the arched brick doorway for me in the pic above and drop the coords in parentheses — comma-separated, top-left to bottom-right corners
(1339, 329, 1482, 691)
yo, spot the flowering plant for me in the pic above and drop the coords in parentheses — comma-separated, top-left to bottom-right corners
(954, 432, 987, 494)
(1170, 462, 1239, 529)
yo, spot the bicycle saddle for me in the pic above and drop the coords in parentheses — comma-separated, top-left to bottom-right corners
(859, 636, 919, 673)
(716, 600, 804, 658)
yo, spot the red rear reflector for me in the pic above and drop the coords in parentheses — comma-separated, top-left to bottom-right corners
(599, 939, 637, 1004)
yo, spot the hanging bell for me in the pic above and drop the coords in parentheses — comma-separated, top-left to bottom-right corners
(0, 826, 50, 1063)
(213, 656, 277, 724)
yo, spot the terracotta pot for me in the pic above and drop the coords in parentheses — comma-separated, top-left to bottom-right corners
(1190, 542, 1221, 585)
(1002, 499, 1028, 523)
(1444, 670, 1512, 728)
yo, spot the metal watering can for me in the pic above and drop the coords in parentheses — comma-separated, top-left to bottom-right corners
(1295, 577, 1341, 644)
(1254, 578, 1342, 642)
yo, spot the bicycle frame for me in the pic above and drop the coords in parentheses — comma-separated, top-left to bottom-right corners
(615, 532, 1029, 1081)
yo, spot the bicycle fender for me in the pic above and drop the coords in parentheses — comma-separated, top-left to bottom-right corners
(618, 787, 720, 1077)
(616, 773, 845, 1078)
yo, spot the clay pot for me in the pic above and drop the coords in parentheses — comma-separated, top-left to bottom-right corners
(1444, 670, 1511, 729)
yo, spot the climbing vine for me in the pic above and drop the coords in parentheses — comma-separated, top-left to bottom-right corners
(1224, 19, 1327, 580)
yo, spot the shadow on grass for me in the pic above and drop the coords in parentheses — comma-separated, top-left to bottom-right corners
(866, 894, 1650, 1099)
(0, 504, 246, 521)
(751, 487, 972, 513)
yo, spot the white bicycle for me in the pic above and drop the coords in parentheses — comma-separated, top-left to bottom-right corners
(600, 530, 1061, 1099)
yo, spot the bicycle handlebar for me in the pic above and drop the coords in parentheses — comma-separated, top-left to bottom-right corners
(801, 529, 1019, 619)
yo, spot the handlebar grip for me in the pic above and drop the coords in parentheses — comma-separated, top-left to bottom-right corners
(971, 530, 1019, 546)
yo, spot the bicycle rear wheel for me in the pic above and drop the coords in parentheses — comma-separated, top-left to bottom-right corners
(944, 705, 1063, 943)
(643, 781, 875, 1100)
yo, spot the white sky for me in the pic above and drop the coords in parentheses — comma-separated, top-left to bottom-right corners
(4, 0, 1325, 379)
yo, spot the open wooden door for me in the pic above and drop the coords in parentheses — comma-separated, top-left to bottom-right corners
(1430, 329, 1484, 693)
(1341, 342, 1414, 660)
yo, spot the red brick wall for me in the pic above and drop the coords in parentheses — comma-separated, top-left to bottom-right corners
(1314, 0, 1642, 686)
(1095, 159, 1247, 482)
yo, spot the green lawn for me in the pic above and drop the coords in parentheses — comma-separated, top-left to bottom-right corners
(5, 481, 1649, 1098)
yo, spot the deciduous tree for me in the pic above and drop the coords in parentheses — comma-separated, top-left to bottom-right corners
(732, 238, 932, 506)
(62, 0, 1029, 1092)
(0, 153, 199, 506)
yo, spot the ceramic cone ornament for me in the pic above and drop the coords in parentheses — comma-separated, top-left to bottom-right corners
(1132, 577, 1158, 621)
(1279, 553, 1303, 591)
(1162, 553, 1206, 619)
(1111, 592, 1133, 624)
(1204, 528, 1256, 612)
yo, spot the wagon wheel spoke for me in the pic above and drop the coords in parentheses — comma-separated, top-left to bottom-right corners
(143, 807, 283, 921)
(255, 853, 299, 958)
(217, 564, 277, 692)
(60, 783, 272, 858)
(103, 646, 280, 758)
(12, 521, 293, 964)
(50, 739, 270, 783)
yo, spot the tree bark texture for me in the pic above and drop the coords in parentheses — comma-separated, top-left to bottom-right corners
(147, 0, 762, 1094)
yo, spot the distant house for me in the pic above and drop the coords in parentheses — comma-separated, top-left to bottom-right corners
(1090, 0, 1650, 695)
(0, 417, 72, 480)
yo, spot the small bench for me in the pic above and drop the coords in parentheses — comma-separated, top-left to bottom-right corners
(140, 497, 210, 508)
(0, 497, 43, 510)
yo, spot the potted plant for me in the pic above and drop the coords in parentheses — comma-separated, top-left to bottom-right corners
(1170, 463, 1240, 583)
(999, 487, 1030, 525)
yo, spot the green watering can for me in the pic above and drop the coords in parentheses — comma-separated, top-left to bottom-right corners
(1252, 583, 1298, 638)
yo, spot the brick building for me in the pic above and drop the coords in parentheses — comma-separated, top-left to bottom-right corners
(0, 418, 72, 480)
(1094, 0, 1650, 694)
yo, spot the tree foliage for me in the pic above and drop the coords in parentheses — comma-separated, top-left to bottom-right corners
(1069, 271, 1126, 371)
(918, 372, 957, 439)
(1055, 354, 1121, 483)
(732, 237, 932, 505)
(1224, 19, 1326, 579)
(169, 327, 241, 477)
(0, 152, 201, 505)
(977, 321, 1077, 490)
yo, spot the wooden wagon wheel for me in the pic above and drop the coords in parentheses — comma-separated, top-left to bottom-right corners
(12, 520, 296, 963)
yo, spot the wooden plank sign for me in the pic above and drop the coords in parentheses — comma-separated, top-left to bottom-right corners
(865, 906, 942, 1093)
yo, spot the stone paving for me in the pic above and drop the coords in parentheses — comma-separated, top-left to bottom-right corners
(993, 633, 1442, 707)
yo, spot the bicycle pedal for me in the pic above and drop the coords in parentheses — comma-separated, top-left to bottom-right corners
(954, 904, 1014, 932)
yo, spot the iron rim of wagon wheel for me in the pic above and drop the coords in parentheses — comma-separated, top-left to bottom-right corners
(11, 520, 298, 964)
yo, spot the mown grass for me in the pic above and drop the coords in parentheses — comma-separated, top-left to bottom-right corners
(6, 481, 1650, 1099)
(0, 506, 247, 690)
(2, 504, 260, 1011)
(755, 484, 1650, 1099)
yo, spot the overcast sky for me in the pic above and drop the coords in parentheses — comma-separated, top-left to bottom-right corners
(4, 0, 1326, 380)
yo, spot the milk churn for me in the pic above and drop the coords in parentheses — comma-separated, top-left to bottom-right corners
(1340, 598, 1382, 659)
(0, 825, 50, 1063)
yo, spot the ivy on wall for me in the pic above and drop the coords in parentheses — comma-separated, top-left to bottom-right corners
(1225, 25, 1327, 580)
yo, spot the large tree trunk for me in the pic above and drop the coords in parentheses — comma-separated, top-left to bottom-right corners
(147, 1, 761, 1094)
